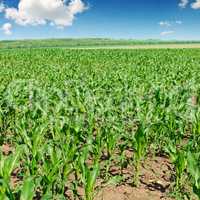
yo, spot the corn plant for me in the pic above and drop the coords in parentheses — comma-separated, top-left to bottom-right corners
(0, 47, 200, 198)
(187, 152, 200, 199)
(81, 161, 100, 200)
(132, 124, 147, 187)
(20, 177, 34, 200)
(0, 146, 21, 199)
(77, 144, 100, 200)
(165, 142, 187, 190)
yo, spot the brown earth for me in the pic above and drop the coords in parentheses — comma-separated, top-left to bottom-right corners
(1, 143, 191, 200)
(95, 156, 174, 200)
(2, 143, 12, 155)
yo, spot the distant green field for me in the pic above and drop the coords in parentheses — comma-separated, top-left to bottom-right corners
(1, 38, 200, 49)
(1, 48, 200, 199)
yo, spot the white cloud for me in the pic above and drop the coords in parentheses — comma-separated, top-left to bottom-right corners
(159, 21, 171, 27)
(191, 0, 200, 9)
(179, 0, 189, 8)
(0, 2, 5, 13)
(160, 31, 175, 36)
(159, 20, 182, 27)
(4, 0, 88, 28)
(1, 23, 12, 35)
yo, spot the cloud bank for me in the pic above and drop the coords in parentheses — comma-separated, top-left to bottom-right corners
(159, 21, 171, 27)
(179, 0, 200, 9)
(191, 0, 200, 9)
(0, 2, 5, 13)
(4, 0, 88, 28)
(159, 20, 183, 27)
(179, 0, 189, 8)
(1, 23, 12, 35)
(160, 31, 175, 36)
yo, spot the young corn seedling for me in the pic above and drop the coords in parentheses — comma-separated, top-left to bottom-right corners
(81, 160, 100, 200)
(15, 115, 47, 176)
(40, 145, 63, 197)
(165, 142, 187, 190)
(78, 143, 100, 200)
(103, 126, 119, 180)
(20, 177, 34, 200)
(118, 139, 128, 176)
(133, 124, 147, 187)
(0, 146, 21, 200)
(105, 127, 118, 159)
(187, 152, 200, 199)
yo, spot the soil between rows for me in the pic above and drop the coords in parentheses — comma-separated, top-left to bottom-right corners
(94, 156, 173, 200)
(1, 144, 186, 200)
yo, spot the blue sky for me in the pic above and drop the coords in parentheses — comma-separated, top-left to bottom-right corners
(0, 0, 200, 40)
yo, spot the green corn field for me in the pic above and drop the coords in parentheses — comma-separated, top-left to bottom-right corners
(0, 48, 200, 199)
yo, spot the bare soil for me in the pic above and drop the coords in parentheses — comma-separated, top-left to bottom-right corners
(2, 143, 12, 155)
(95, 156, 174, 200)
(1, 143, 181, 200)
